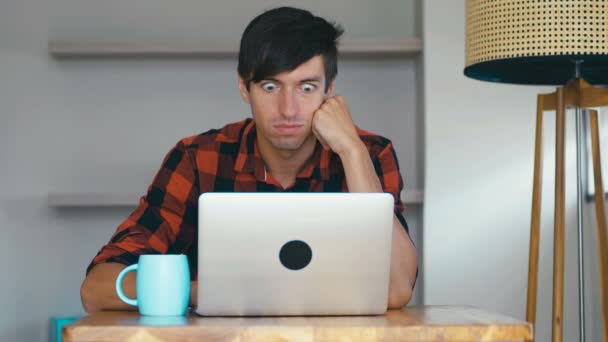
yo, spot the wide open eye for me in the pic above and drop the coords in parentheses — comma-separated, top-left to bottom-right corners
(299, 83, 317, 94)
(261, 82, 279, 93)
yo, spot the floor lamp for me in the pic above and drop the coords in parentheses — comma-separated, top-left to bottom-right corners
(464, 1, 608, 342)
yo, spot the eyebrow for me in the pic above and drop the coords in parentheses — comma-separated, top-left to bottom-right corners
(299, 77, 322, 83)
(264, 76, 323, 84)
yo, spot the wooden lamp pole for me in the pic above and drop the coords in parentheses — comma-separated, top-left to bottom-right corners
(526, 78, 608, 342)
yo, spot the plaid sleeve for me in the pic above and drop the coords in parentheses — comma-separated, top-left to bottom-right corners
(374, 142, 409, 235)
(86, 139, 199, 274)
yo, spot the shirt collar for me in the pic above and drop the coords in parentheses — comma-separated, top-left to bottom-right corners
(233, 119, 331, 182)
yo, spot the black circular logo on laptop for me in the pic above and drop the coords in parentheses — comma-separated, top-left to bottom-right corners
(279, 240, 312, 270)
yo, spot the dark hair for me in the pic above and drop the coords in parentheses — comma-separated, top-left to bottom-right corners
(237, 7, 344, 92)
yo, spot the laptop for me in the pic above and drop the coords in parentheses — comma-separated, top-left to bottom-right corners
(195, 192, 394, 316)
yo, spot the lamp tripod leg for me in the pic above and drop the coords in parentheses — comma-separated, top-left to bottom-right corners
(588, 109, 608, 342)
(526, 94, 545, 342)
(552, 87, 566, 342)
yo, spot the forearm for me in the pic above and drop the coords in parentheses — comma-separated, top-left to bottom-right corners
(81, 263, 199, 313)
(80, 263, 136, 313)
(339, 141, 383, 193)
(388, 216, 417, 309)
(339, 143, 418, 309)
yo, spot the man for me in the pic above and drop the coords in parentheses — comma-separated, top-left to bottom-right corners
(80, 6, 417, 312)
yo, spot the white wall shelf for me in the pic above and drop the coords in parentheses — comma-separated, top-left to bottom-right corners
(47, 190, 424, 208)
(403, 189, 424, 205)
(48, 192, 141, 207)
(48, 38, 422, 58)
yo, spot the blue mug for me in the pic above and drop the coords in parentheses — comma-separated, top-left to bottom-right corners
(115, 254, 190, 316)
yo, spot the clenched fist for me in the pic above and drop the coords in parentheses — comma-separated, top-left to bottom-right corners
(312, 96, 363, 156)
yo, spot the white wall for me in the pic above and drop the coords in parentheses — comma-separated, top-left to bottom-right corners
(48, 0, 417, 44)
(423, 1, 605, 342)
(0, 1, 422, 341)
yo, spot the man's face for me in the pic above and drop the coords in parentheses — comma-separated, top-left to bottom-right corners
(238, 55, 334, 153)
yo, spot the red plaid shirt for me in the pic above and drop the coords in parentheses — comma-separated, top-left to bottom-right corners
(88, 118, 408, 279)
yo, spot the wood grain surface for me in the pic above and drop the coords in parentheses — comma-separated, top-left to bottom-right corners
(63, 306, 532, 342)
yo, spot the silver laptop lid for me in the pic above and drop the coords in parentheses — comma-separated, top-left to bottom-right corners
(196, 192, 394, 316)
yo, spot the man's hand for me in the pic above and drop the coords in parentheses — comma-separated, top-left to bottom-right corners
(312, 96, 417, 309)
(312, 96, 363, 156)
(189, 281, 198, 308)
(81, 263, 137, 313)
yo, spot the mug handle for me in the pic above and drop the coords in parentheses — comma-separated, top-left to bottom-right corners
(115, 264, 138, 307)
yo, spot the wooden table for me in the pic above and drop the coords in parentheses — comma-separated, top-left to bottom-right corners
(63, 306, 532, 342)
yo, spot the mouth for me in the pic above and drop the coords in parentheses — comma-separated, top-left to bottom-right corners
(273, 124, 304, 135)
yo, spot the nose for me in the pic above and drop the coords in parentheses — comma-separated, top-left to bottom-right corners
(278, 89, 299, 119)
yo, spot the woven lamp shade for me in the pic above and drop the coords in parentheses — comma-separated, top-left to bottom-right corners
(465, 0, 608, 85)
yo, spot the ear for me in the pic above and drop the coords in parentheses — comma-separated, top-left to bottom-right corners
(324, 80, 336, 99)
(238, 76, 251, 104)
